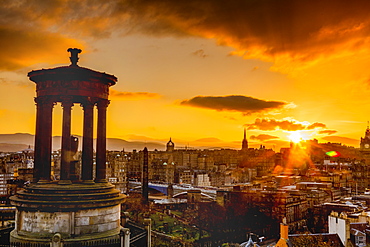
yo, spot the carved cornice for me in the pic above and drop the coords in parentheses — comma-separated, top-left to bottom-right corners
(34, 96, 56, 108)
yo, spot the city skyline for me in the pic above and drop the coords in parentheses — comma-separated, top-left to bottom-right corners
(1, 1, 370, 150)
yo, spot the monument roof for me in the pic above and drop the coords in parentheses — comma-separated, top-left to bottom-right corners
(28, 64, 117, 86)
(28, 48, 117, 86)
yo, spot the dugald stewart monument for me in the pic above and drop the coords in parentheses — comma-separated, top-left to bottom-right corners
(9, 48, 125, 246)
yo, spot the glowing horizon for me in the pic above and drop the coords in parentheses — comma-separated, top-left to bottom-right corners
(0, 1, 369, 151)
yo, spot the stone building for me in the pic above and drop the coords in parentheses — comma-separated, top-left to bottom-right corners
(106, 150, 127, 193)
(149, 158, 175, 183)
(126, 149, 142, 180)
(216, 187, 308, 233)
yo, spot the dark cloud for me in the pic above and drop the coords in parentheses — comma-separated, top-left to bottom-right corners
(180, 95, 287, 114)
(246, 118, 327, 131)
(319, 130, 337, 135)
(3, 0, 370, 71)
(110, 89, 160, 99)
(250, 134, 279, 141)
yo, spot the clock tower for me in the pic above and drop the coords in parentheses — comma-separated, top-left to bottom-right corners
(360, 123, 370, 155)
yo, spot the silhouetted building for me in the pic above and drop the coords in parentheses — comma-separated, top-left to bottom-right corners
(242, 128, 248, 151)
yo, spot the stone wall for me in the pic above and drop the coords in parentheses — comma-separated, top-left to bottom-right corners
(17, 204, 120, 238)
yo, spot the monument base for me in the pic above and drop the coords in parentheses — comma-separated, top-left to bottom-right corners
(9, 182, 126, 247)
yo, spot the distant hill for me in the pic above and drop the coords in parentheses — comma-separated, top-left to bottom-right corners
(0, 143, 31, 153)
(0, 133, 165, 152)
(105, 138, 165, 151)
(0, 133, 34, 144)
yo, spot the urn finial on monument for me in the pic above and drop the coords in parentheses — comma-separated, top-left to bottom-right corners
(67, 47, 82, 66)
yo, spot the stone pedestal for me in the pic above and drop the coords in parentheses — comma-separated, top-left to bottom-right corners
(10, 183, 125, 246)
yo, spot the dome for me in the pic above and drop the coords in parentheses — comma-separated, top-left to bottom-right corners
(167, 138, 174, 146)
(166, 138, 175, 152)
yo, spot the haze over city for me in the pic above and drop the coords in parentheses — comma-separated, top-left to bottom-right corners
(1, 0, 370, 150)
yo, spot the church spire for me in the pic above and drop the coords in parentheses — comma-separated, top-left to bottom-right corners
(242, 127, 248, 151)
(366, 121, 370, 139)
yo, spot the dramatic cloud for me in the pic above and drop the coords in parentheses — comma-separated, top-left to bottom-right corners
(250, 134, 279, 142)
(110, 89, 160, 100)
(3, 0, 370, 72)
(319, 130, 337, 135)
(180, 95, 287, 114)
(112, 0, 370, 73)
(246, 118, 327, 131)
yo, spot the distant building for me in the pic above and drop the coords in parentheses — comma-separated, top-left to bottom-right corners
(216, 186, 308, 233)
(0, 173, 13, 195)
(360, 124, 370, 167)
(194, 173, 211, 187)
(106, 150, 127, 193)
(360, 124, 370, 151)
(149, 158, 174, 183)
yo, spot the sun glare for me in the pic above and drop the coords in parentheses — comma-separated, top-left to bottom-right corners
(288, 131, 302, 143)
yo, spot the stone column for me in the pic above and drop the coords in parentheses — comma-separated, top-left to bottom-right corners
(33, 97, 43, 183)
(81, 98, 95, 183)
(34, 96, 54, 183)
(95, 99, 109, 183)
(59, 97, 74, 185)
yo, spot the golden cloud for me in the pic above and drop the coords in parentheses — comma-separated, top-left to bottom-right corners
(246, 118, 327, 131)
(110, 89, 160, 100)
(0, 27, 84, 71)
(307, 122, 326, 129)
(319, 130, 337, 135)
(250, 134, 279, 142)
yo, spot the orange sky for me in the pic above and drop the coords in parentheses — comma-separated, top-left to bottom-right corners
(1, 0, 370, 150)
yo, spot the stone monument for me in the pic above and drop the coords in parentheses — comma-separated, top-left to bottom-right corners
(10, 48, 126, 246)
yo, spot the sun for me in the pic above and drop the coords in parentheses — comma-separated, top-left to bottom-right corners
(288, 131, 302, 143)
